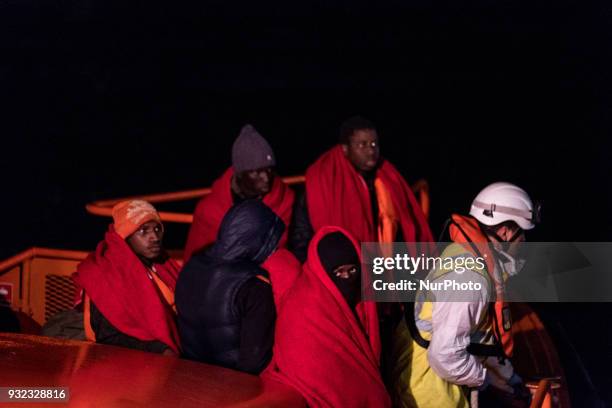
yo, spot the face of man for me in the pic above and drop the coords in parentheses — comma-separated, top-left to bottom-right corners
(127, 220, 164, 261)
(342, 129, 380, 173)
(235, 167, 274, 198)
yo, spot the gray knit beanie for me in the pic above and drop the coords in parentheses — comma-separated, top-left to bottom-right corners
(231, 124, 276, 172)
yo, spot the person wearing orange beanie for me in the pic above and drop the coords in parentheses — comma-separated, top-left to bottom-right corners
(73, 200, 181, 355)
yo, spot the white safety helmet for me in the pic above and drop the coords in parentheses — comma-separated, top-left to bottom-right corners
(469, 182, 539, 230)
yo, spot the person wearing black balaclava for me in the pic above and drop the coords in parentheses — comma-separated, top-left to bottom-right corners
(317, 231, 362, 311)
(263, 226, 391, 408)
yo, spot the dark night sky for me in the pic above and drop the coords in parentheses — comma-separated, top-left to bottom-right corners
(2, 0, 611, 256)
(1, 0, 611, 403)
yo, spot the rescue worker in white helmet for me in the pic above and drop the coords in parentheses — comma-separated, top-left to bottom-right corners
(390, 182, 540, 408)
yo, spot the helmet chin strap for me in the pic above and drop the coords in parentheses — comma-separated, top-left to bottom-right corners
(490, 228, 523, 243)
(486, 226, 523, 252)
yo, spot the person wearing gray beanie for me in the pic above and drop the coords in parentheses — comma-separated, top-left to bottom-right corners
(232, 124, 276, 173)
(231, 124, 277, 200)
(183, 123, 296, 261)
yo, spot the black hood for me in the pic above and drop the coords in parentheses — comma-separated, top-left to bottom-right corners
(207, 199, 285, 264)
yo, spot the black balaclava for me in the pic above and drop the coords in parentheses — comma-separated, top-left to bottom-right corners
(317, 232, 361, 309)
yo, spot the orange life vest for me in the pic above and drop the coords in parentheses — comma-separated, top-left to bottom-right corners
(448, 213, 514, 357)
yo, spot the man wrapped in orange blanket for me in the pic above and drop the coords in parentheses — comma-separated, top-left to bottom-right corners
(185, 124, 294, 261)
(73, 200, 180, 355)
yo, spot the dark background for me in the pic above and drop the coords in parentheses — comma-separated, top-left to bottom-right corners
(1, 0, 611, 405)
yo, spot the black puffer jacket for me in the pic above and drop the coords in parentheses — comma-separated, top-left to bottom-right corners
(176, 199, 284, 373)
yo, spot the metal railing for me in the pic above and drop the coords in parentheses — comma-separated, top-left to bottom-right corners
(0, 247, 88, 276)
(85, 175, 431, 222)
(530, 379, 552, 408)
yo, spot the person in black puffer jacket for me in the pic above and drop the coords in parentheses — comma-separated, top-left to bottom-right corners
(176, 199, 284, 374)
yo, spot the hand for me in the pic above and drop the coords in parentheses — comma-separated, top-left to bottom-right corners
(508, 373, 532, 404)
(484, 356, 530, 395)
(483, 362, 514, 394)
(478, 373, 532, 408)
